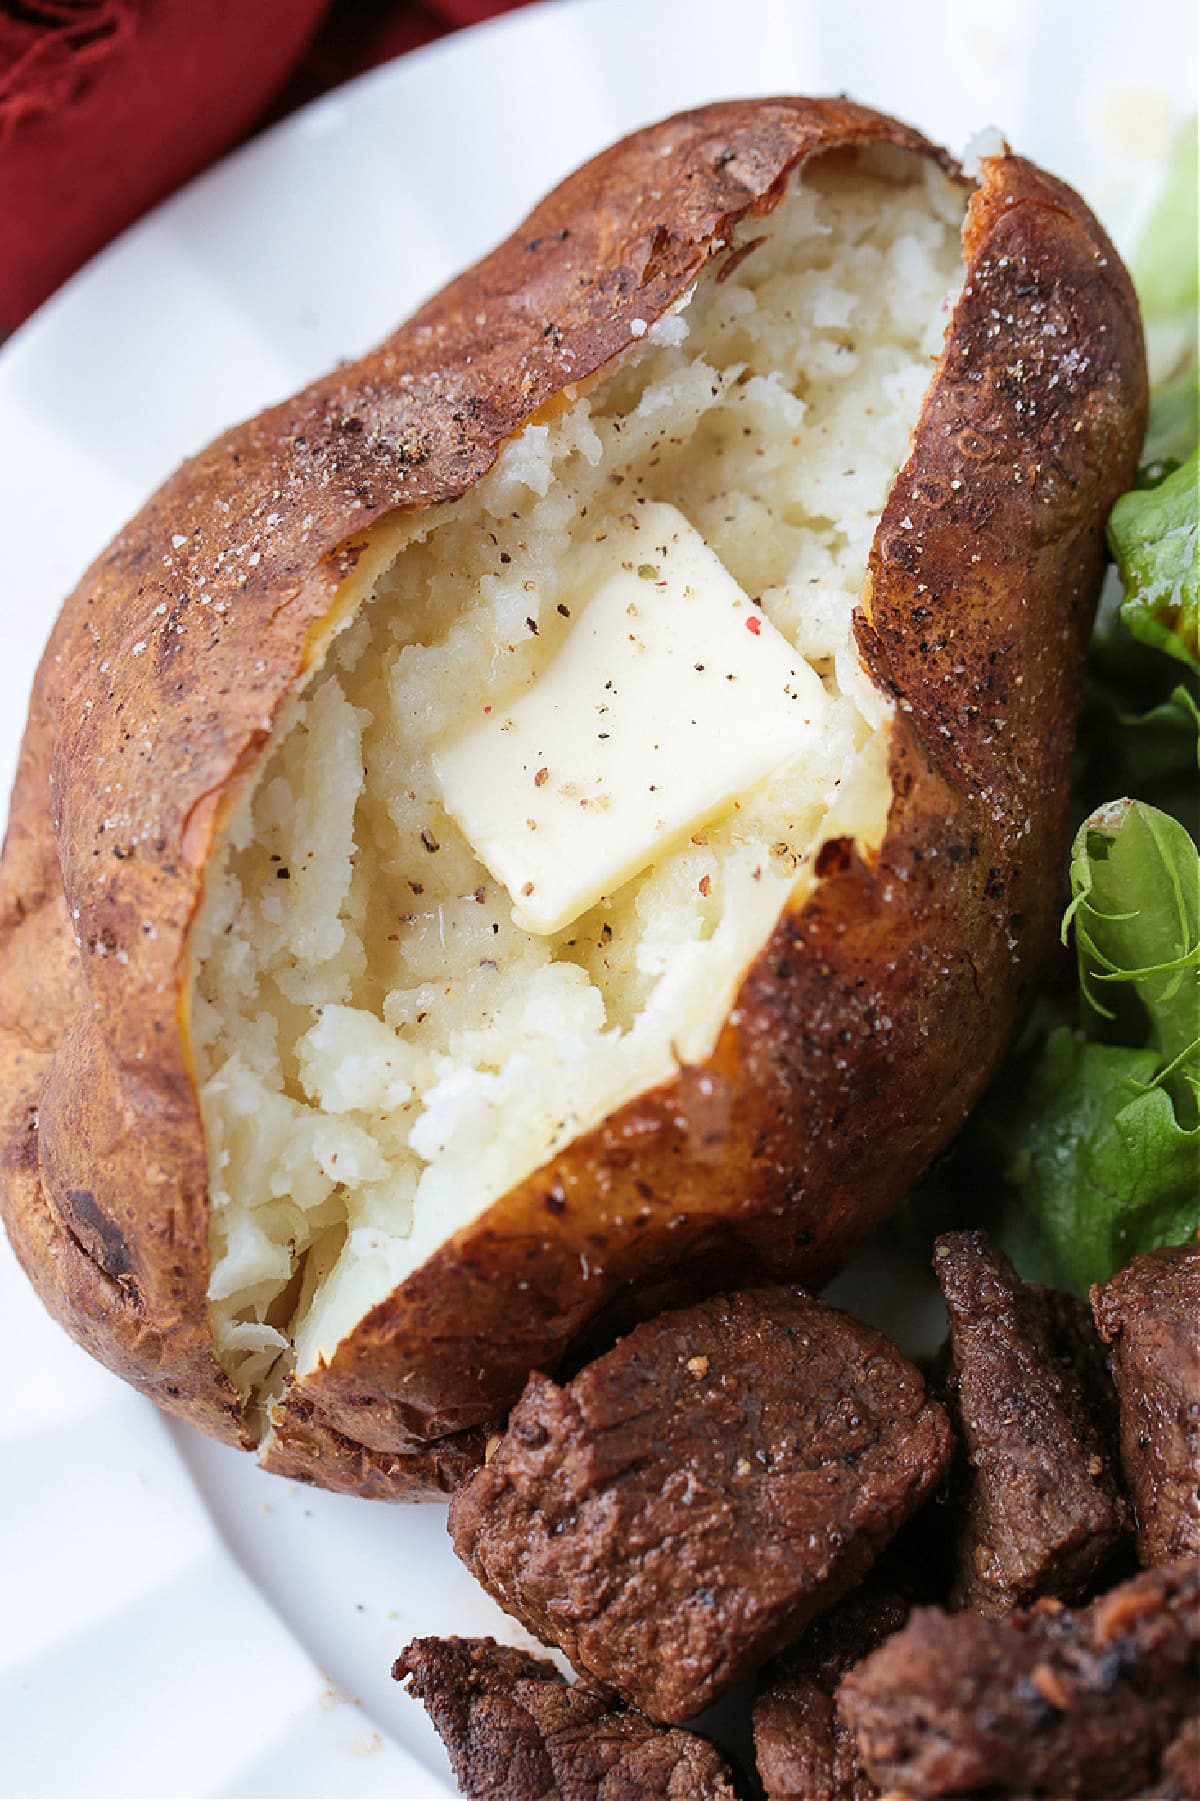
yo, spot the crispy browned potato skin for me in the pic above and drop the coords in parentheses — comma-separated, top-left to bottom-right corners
(0, 98, 1146, 1494)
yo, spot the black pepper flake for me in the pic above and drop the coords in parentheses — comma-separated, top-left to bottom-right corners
(499, 551, 511, 565)
(525, 616, 539, 635)
(276, 866, 291, 880)
(420, 828, 440, 853)
(557, 603, 571, 617)
(526, 227, 569, 253)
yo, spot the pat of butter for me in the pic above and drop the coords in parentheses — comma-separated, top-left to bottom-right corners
(434, 503, 827, 935)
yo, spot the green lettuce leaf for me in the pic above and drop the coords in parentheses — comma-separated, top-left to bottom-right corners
(1066, 798, 1200, 1118)
(1134, 118, 1197, 314)
(1107, 120, 1199, 669)
(1007, 1029, 1200, 1290)
(1002, 801, 1200, 1287)
(1108, 451, 1199, 671)
(1086, 681, 1199, 801)
(1079, 637, 1200, 819)
(1134, 117, 1198, 398)
(1140, 373, 1198, 480)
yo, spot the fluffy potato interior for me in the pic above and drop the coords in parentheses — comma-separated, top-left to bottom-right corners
(189, 146, 966, 1408)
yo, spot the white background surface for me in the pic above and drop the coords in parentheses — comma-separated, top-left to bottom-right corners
(0, 0, 1194, 1795)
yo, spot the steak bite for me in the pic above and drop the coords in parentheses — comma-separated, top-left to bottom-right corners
(449, 1286, 953, 1723)
(753, 1587, 910, 1801)
(838, 1558, 1200, 1798)
(1091, 1242, 1200, 1566)
(393, 1636, 739, 1800)
(933, 1230, 1130, 1613)
(1155, 1714, 1200, 1800)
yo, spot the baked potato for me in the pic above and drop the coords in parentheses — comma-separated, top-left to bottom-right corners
(0, 98, 1145, 1497)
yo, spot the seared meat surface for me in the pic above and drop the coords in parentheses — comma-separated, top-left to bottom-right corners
(1092, 1243, 1200, 1568)
(753, 1586, 910, 1800)
(394, 1636, 739, 1799)
(450, 1286, 951, 1722)
(933, 1230, 1130, 1613)
(839, 1558, 1200, 1797)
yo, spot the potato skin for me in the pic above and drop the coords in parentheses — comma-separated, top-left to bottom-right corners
(0, 99, 1145, 1492)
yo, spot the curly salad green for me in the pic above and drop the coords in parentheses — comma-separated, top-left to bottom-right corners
(920, 121, 1199, 1291)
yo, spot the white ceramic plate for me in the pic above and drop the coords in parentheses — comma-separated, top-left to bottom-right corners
(0, 1, 1193, 1794)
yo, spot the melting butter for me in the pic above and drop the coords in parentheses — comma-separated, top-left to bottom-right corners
(434, 503, 828, 935)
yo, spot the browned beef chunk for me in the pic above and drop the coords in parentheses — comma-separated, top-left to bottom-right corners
(753, 1588, 910, 1801)
(1091, 1243, 1200, 1567)
(449, 1286, 953, 1723)
(1155, 1713, 1200, 1799)
(838, 1558, 1200, 1798)
(393, 1636, 739, 1800)
(933, 1230, 1130, 1613)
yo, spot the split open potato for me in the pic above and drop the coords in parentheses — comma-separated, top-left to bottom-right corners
(0, 98, 1145, 1495)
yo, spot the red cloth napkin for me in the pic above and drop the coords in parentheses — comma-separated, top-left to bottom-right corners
(0, 0, 531, 332)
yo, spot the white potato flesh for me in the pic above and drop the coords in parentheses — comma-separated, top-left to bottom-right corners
(189, 145, 966, 1406)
